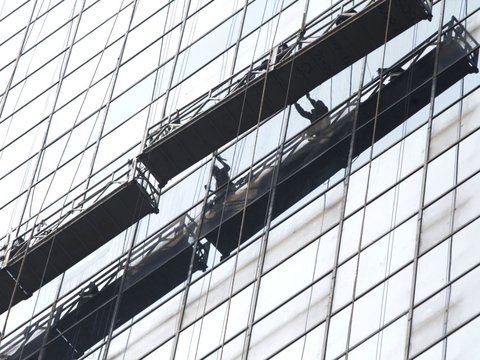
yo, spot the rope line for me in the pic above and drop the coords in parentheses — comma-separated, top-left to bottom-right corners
(405, 1, 446, 358)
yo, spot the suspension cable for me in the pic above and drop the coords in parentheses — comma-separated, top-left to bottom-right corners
(405, 1, 446, 358)
(319, 0, 395, 358)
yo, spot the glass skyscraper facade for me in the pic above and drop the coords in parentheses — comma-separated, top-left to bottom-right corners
(1, 0, 480, 359)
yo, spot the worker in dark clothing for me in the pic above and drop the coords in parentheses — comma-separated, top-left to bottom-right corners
(294, 93, 329, 123)
(275, 43, 289, 62)
(235, 58, 269, 90)
(335, 9, 357, 26)
(0, 242, 6, 263)
(10, 236, 25, 257)
(205, 156, 231, 209)
(161, 112, 181, 136)
(378, 66, 404, 81)
(369, 66, 405, 100)
(212, 155, 231, 190)
(78, 282, 99, 304)
(82, 282, 98, 297)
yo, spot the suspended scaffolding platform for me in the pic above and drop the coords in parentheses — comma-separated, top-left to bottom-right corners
(0, 176, 158, 315)
(199, 23, 479, 258)
(139, 0, 432, 187)
(4, 222, 207, 359)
